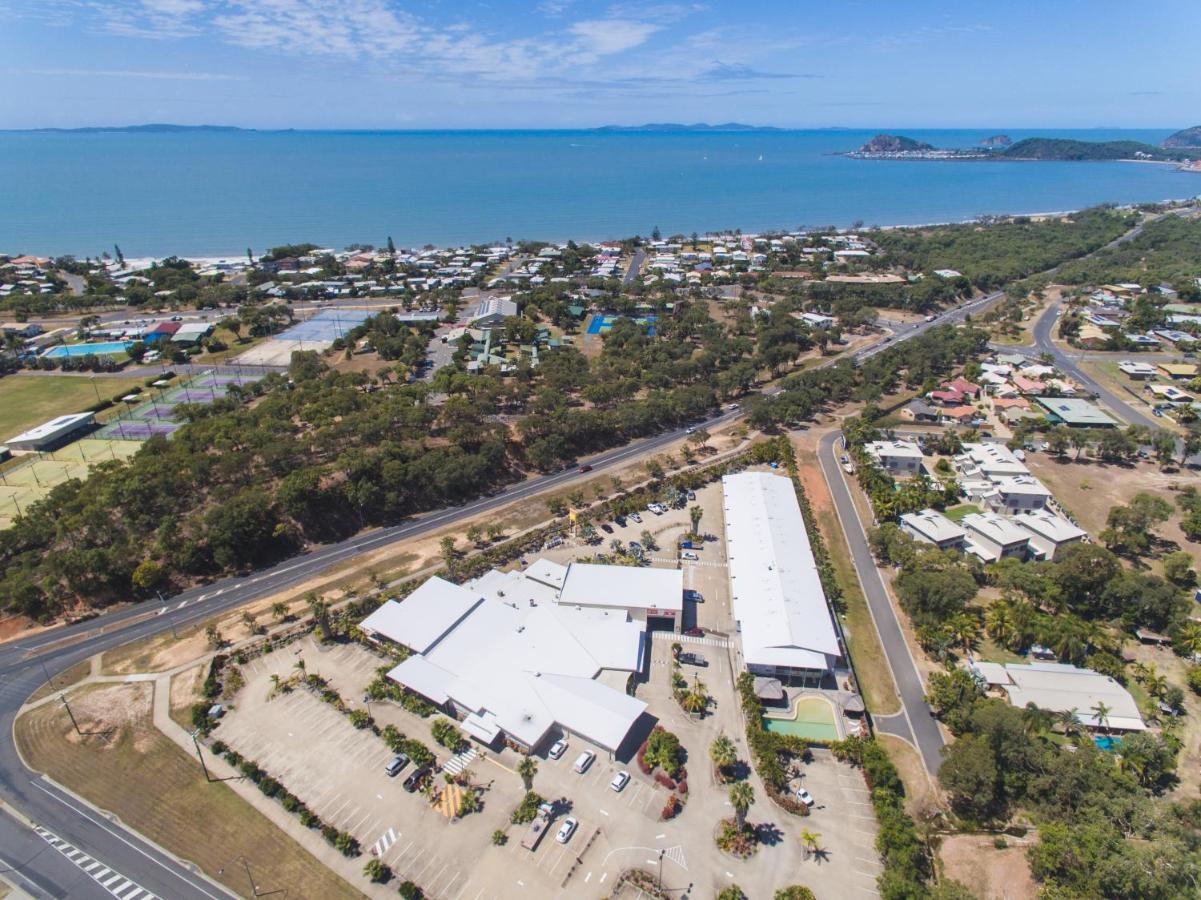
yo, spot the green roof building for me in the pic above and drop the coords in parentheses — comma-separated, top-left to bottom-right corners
(1035, 397, 1118, 428)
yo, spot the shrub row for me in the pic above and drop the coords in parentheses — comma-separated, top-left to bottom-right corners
(209, 744, 361, 857)
(831, 737, 929, 898)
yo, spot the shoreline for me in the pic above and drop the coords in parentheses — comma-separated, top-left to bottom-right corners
(6, 195, 1197, 264)
(111, 198, 1201, 266)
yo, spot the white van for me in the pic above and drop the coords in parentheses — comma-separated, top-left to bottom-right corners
(572, 750, 595, 774)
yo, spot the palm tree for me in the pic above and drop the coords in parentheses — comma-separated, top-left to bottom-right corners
(308, 593, 332, 641)
(1129, 661, 1151, 684)
(1144, 672, 1168, 701)
(1175, 623, 1201, 661)
(1091, 700, 1112, 732)
(799, 828, 822, 861)
(985, 601, 1018, 650)
(948, 613, 981, 655)
(681, 690, 707, 718)
(271, 601, 288, 622)
(1056, 708, 1082, 737)
(729, 782, 754, 831)
(517, 756, 538, 792)
(709, 734, 737, 778)
(268, 673, 281, 699)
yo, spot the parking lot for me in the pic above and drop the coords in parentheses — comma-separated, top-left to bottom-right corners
(213, 461, 885, 898)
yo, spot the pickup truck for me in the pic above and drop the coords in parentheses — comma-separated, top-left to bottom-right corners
(521, 802, 556, 851)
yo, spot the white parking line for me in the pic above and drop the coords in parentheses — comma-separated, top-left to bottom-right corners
(388, 839, 414, 866)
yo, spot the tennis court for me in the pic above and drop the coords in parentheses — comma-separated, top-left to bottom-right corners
(274, 309, 373, 343)
(0, 439, 142, 528)
(94, 371, 263, 442)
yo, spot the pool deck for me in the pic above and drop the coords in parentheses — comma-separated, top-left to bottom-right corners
(763, 692, 846, 739)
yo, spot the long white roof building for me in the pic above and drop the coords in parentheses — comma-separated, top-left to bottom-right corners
(722, 472, 842, 676)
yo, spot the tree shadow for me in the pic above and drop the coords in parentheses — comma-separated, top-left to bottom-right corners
(754, 821, 785, 847)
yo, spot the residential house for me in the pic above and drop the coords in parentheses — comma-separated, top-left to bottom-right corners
(864, 440, 924, 475)
(1014, 511, 1087, 561)
(961, 512, 1030, 562)
(899, 509, 966, 550)
(899, 398, 940, 423)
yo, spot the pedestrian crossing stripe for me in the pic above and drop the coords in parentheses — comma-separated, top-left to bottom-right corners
(33, 825, 158, 899)
(371, 827, 398, 857)
(441, 746, 478, 776)
(652, 631, 729, 648)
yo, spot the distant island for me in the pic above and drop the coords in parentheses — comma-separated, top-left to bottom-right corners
(594, 122, 782, 133)
(1163, 125, 1201, 148)
(3, 123, 255, 134)
(849, 132, 1198, 164)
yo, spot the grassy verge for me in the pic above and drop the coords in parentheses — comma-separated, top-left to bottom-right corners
(875, 733, 936, 817)
(815, 500, 901, 717)
(943, 504, 981, 524)
(0, 374, 149, 438)
(15, 686, 359, 900)
(793, 438, 902, 717)
(25, 658, 92, 704)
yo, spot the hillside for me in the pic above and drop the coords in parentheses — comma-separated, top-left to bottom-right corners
(1163, 125, 1201, 148)
(857, 133, 935, 153)
(1001, 138, 1191, 161)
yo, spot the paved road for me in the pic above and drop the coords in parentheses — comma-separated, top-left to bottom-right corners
(0, 286, 1000, 890)
(1021, 300, 1161, 430)
(622, 248, 646, 286)
(817, 432, 946, 774)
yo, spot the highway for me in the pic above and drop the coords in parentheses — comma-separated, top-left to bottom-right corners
(0, 287, 1002, 896)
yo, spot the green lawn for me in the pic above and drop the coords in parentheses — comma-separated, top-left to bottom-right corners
(0, 374, 149, 441)
(944, 503, 982, 523)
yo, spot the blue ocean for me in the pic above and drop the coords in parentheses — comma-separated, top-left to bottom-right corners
(0, 128, 1195, 257)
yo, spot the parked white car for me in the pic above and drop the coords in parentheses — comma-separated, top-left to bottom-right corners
(681, 551, 699, 561)
(796, 788, 815, 807)
(548, 739, 568, 760)
(556, 817, 578, 844)
(610, 771, 631, 792)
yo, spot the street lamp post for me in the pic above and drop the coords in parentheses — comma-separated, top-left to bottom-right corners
(218, 855, 286, 898)
(657, 848, 665, 891)
(157, 590, 178, 639)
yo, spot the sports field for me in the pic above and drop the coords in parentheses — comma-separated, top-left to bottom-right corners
(0, 439, 142, 528)
(94, 372, 261, 441)
(0, 374, 148, 442)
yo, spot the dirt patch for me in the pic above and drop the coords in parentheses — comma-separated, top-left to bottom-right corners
(0, 614, 53, 645)
(170, 667, 206, 717)
(60, 682, 153, 747)
(939, 832, 1038, 899)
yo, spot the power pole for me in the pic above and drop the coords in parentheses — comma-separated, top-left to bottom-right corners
(191, 729, 213, 783)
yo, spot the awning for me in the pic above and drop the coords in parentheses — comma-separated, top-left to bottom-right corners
(753, 677, 785, 701)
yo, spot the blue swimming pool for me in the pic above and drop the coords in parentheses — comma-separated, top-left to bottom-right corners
(1094, 735, 1123, 752)
(43, 341, 134, 358)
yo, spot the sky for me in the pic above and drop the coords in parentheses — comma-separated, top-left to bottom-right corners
(1, 0, 1198, 130)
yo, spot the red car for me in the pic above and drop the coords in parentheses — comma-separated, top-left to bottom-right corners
(579, 464, 593, 472)
(684, 627, 705, 637)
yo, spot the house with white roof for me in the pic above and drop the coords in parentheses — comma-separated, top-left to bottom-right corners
(961, 512, 1030, 562)
(864, 440, 924, 475)
(361, 574, 650, 756)
(467, 295, 518, 329)
(1014, 511, 1087, 561)
(954, 442, 1029, 480)
(980, 474, 1051, 515)
(899, 509, 966, 550)
(722, 472, 844, 686)
(968, 661, 1145, 732)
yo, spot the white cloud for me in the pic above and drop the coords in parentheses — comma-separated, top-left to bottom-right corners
(568, 19, 659, 58)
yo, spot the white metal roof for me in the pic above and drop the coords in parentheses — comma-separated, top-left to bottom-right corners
(723, 472, 841, 672)
(1013, 511, 1086, 543)
(990, 475, 1051, 497)
(900, 509, 965, 543)
(956, 442, 1029, 477)
(359, 577, 483, 653)
(962, 512, 1031, 547)
(866, 439, 923, 459)
(1002, 662, 1145, 731)
(384, 577, 647, 752)
(6, 411, 94, 445)
(557, 563, 683, 613)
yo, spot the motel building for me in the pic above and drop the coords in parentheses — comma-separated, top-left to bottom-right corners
(722, 471, 847, 689)
(359, 560, 682, 758)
